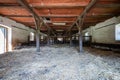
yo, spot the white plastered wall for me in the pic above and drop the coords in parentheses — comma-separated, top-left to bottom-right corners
(0, 16, 35, 50)
(82, 16, 120, 44)
(0, 24, 12, 53)
(93, 17, 120, 44)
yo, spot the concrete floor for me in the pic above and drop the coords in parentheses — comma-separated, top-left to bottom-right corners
(0, 45, 120, 80)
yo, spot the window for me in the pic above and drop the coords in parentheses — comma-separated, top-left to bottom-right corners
(30, 32, 34, 41)
(115, 23, 120, 41)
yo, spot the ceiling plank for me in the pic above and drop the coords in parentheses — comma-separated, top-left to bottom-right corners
(0, 0, 17, 4)
(0, 7, 31, 16)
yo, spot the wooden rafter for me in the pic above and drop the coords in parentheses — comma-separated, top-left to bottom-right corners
(17, 0, 55, 35)
(66, 0, 98, 33)
(0, 0, 120, 34)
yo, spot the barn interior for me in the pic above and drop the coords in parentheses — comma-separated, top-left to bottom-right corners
(0, 0, 120, 80)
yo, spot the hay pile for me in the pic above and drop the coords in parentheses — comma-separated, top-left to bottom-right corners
(0, 45, 120, 80)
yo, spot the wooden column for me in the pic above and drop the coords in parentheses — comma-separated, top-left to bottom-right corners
(47, 36, 50, 45)
(63, 37, 64, 44)
(17, 0, 56, 51)
(36, 30, 40, 52)
(52, 37, 54, 45)
(35, 19, 42, 52)
(76, 21, 83, 53)
(47, 29, 50, 45)
(70, 36, 72, 46)
(64, 37, 66, 43)
(74, 35, 77, 40)
(68, 30, 72, 46)
(78, 29, 83, 52)
(55, 36, 57, 44)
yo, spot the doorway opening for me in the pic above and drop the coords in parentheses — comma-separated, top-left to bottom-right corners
(0, 24, 12, 54)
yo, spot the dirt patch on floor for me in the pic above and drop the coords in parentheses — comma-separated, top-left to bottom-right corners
(0, 45, 120, 80)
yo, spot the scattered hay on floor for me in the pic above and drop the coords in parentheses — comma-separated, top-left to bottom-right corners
(0, 45, 120, 80)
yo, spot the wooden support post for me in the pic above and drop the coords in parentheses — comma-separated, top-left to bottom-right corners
(52, 37, 54, 45)
(54, 37, 56, 44)
(64, 37, 66, 44)
(70, 36, 72, 46)
(69, 31, 72, 46)
(74, 35, 77, 40)
(34, 18, 43, 52)
(47, 28, 50, 45)
(55, 36, 57, 44)
(63, 37, 65, 44)
(36, 30, 40, 52)
(78, 30, 83, 53)
(47, 36, 50, 45)
(76, 21, 83, 53)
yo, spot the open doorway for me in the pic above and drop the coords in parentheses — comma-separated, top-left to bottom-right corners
(0, 26, 7, 54)
(29, 32, 35, 42)
(0, 24, 12, 54)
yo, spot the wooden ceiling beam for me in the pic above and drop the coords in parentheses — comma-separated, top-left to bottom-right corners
(51, 26, 69, 28)
(20, 20, 104, 27)
(4, 13, 119, 19)
(84, 17, 110, 21)
(32, 26, 68, 30)
(31, 3, 86, 8)
(84, 20, 104, 23)
(50, 25, 71, 27)
(96, 3, 120, 8)
(47, 21, 74, 23)
(87, 13, 120, 16)
(11, 21, 74, 25)
(4, 15, 32, 17)
(0, 4, 20, 7)
(30, 21, 72, 24)
(41, 15, 78, 18)
(98, 0, 120, 4)
(4, 14, 78, 18)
